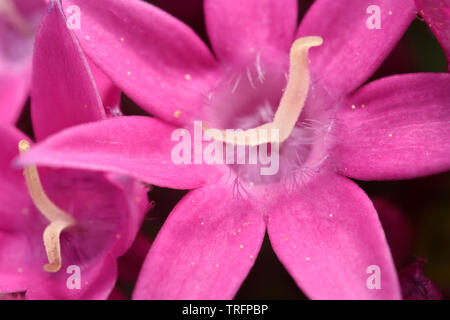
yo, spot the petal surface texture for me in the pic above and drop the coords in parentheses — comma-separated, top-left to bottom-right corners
(267, 173, 401, 299)
(133, 182, 266, 299)
(334, 73, 450, 180)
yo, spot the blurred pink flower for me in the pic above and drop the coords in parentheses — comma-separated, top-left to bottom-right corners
(0, 0, 121, 125)
(20, 0, 450, 299)
(400, 259, 443, 300)
(372, 198, 414, 268)
(0, 1, 146, 299)
(108, 232, 153, 300)
(117, 232, 153, 286)
(0, 0, 45, 124)
(416, 0, 450, 70)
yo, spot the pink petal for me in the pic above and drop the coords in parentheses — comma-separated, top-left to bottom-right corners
(0, 165, 141, 299)
(416, 0, 450, 70)
(0, 0, 46, 125)
(18, 116, 224, 189)
(0, 231, 40, 293)
(0, 126, 32, 231)
(334, 73, 450, 180)
(61, 0, 219, 125)
(31, 0, 106, 141)
(0, 72, 29, 125)
(26, 254, 118, 300)
(87, 57, 122, 113)
(204, 0, 297, 63)
(133, 182, 266, 300)
(106, 174, 149, 258)
(117, 233, 152, 285)
(267, 173, 401, 299)
(0, 128, 42, 294)
(297, 0, 416, 96)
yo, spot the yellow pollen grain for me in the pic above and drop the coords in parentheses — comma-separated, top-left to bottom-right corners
(237, 229, 241, 233)
(249, 255, 254, 259)
(306, 257, 311, 261)
(243, 222, 249, 227)
(240, 244, 244, 249)
(329, 213, 333, 218)
(284, 236, 290, 241)
(120, 37, 125, 42)
(351, 105, 356, 109)
(85, 35, 90, 40)
(127, 71, 131, 76)
(184, 74, 192, 81)
(388, 133, 393, 137)
(388, 11, 393, 15)
(174, 110, 181, 118)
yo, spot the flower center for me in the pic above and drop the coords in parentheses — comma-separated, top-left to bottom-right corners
(204, 36, 323, 146)
(18, 140, 76, 273)
(0, 0, 33, 35)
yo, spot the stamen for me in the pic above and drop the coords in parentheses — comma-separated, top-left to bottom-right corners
(203, 36, 323, 146)
(0, 0, 33, 35)
(18, 140, 75, 273)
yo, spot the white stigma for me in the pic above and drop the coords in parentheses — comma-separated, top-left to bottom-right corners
(203, 36, 323, 146)
(19, 140, 75, 273)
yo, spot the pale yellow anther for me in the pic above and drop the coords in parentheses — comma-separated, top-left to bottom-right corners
(18, 140, 75, 273)
(203, 36, 323, 146)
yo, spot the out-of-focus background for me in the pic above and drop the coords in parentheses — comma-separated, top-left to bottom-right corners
(15, 0, 450, 300)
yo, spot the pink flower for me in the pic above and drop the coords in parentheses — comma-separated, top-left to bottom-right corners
(0, 1, 146, 299)
(0, 0, 45, 124)
(0, 0, 120, 125)
(416, 0, 450, 70)
(20, 0, 450, 299)
(400, 259, 443, 300)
